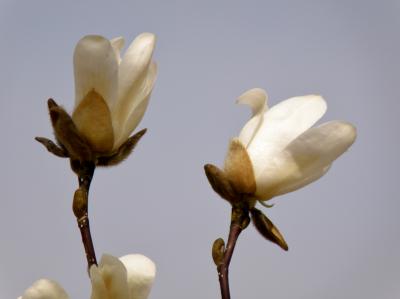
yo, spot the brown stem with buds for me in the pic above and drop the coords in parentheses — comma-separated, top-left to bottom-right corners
(72, 160, 97, 270)
(216, 206, 248, 299)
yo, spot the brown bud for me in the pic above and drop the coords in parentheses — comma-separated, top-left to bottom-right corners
(73, 188, 88, 219)
(250, 208, 288, 251)
(204, 164, 238, 203)
(212, 238, 225, 266)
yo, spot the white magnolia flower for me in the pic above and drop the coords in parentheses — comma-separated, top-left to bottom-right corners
(72, 33, 157, 154)
(18, 254, 156, 299)
(224, 88, 357, 201)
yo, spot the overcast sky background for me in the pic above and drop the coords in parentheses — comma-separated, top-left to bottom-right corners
(1, 1, 399, 298)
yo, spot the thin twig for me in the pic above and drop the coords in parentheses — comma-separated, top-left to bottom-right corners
(217, 211, 244, 299)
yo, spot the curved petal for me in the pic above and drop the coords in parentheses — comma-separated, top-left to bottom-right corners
(236, 88, 268, 115)
(255, 121, 357, 200)
(111, 36, 125, 64)
(247, 95, 327, 178)
(20, 279, 69, 299)
(119, 254, 156, 299)
(114, 33, 156, 129)
(113, 62, 157, 149)
(237, 88, 268, 147)
(90, 254, 129, 299)
(74, 35, 118, 109)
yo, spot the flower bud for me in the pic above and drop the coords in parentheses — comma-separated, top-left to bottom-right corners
(212, 238, 225, 266)
(73, 188, 88, 219)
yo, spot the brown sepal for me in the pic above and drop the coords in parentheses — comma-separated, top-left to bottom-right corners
(204, 164, 238, 203)
(96, 128, 147, 167)
(250, 208, 289, 251)
(35, 137, 69, 158)
(224, 139, 256, 195)
(47, 98, 92, 161)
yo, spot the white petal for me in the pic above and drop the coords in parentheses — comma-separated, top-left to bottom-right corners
(119, 254, 156, 299)
(111, 36, 125, 64)
(20, 279, 69, 299)
(89, 266, 108, 299)
(90, 254, 129, 299)
(247, 95, 327, 178)
(74, 35, 118, 109)
(237, 88, 268, 147)
(113, 62, 157, 149)
(255, 121, 357, 200)
(114, 33, 155, 125)
(236, 88, 268, 115)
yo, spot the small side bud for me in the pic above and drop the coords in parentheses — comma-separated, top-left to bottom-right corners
(96, 128, 147, 166)
(73, 188, 88, 219)
(204, 164, 238, 203)
(250, 208, 288, 251)
(212, 238, 225, 266)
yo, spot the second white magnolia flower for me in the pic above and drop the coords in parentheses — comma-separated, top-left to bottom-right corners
(224, 88, 357, 201)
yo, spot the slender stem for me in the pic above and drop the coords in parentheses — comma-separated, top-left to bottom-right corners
(77, 214, 97, 268)
(73, 161, 97, 270)
(217, 210, 244, 299)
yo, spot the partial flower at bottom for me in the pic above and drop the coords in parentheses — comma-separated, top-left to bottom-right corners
(18, 254, 156, 299)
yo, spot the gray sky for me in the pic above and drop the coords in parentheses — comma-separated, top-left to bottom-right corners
(1, 1, 399, 298)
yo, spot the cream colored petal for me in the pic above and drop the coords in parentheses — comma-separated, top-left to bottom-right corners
(72, 90, 114, 153)
(269, 164, 331, 197)
(115, 33, 155, 121)
(255, 121, 357, 200)
(236, 88, 268, 115)
(247, 95, 327, 178)
(74, 35, 118, 109)
(90, 265, 108, 299)
(114, 93, 150, 150)
(111, 36, 125, 64)
(237, 88, 268, 147)
(118, 33, 155, 96)
(119, 254, 156, 299)
(113, 62, 157, 149)
(20, 279, 69, 299)
(90, 254, 129, 299)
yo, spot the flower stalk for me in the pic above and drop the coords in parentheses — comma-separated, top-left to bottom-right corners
(217, 212, 243, 299)
(72, 160, 97, 269)
(213, 204, 250, 299)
